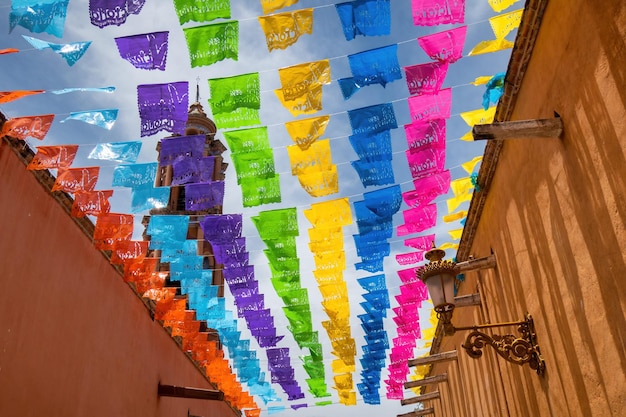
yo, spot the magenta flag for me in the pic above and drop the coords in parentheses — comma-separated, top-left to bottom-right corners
(115, 31, 169, 70)
(397, 203, 437, 236)
(404, 234, 435, 251)
(406, 147, 445, 179)
(405, 118, 446, 153)
(418, 26, 467, 63)
(411, 0, 465, 26)
(402, 170, 451, 207)
(137, 82, 189, 137)
(395, 251, 425, 265)
(404, 62, 448, 96)
(408, 88, 452, 122)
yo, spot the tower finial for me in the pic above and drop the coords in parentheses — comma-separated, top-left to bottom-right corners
(195, 76, 200, 103)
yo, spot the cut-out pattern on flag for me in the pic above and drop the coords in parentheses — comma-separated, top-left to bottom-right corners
(338, 44, 402, 99)
(137, 82, 189, 137)
(112, 162, 158, 188)
(469, 9, 522, 56)
(397, 203, 438, 236)
(159, 134, 205, 166)
(349, 130, 395, 187)
(88, 141, 142, 163)
(52, 167, 100, 194)
(110, 240, 148, 265)
(488, 0, 520, 12)
(402, 170, 451, 208)
(348, 102, 397, 135)
(27, 145, 78, 170)
(130, 185, 170, 213)
(275, 60, 330, 116)
(284, 115, 330, 150)
(252, 208, 331, 399)
(405, 118, 447, 153)
(22, 35, 91, 66)
(209, 73, 260, 129)
(287, 139, 338, 197)
(94, 213, 134, 250)
(71, 190, 113, 218)
(172, 156, 216, 186)
(258, 9, 313, 52)
(418, 26, 467, 63)
(61, 109, 119, 130)
(10, 0, 69, 38)
(404, 61, 449, 96)
(356, 274, 390, 404)
(407, 88, 452, 122)
(0, 114, 54, 140)
(173, 0, 230, 24)
(115, 31, 169, 71)
(184, 181, 225, 211)
(183, 21, 239, 67)
(260, 0, 299, 15)
(304, 198, 355, 405)
(89, 0, 146, 28)
(406, 143, 446, 180)
(411, 0, 465, 26)
(335, 0, 391, 41)
(459, 106, 496, 140)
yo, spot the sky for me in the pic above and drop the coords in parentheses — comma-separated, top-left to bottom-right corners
(0, 1, 517, 416)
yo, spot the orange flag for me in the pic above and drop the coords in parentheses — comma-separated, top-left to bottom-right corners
(27, 145, 78, 170)
(0, 48, 19, 55)
(93, 213, 134, 250)
(1, 114, 54, 140)
(110, 240, 149, 265)
(0, 90, 45, 103)
(52, 167, 100, 193)
(71, 190, 113, 218)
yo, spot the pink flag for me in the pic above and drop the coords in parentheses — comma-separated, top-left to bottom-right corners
(408, 88, 452, 122)
(395, 251, 425, 265)
(411, 0, 465, 26)
(418, 26, 467, 63)
(402, 170, 451, 207)
(404, 61, 448, 96)
(406, 147, 446, 179)
(398, 203, 437, 235)
(404, 234, 435, 251)
(405, 118, 447, 153)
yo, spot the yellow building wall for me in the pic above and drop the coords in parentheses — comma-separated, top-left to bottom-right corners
(425, 0, 626, 416)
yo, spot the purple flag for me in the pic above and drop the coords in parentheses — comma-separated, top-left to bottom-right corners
(172, 156, 216, 185)
(185, 181, 224, 211)
(160, 135, 206, 166)
(115, 31, 168, 70)
(200, 214, 243, 242)
(137, 82, 189, 137)
(90, 0, 146, 28)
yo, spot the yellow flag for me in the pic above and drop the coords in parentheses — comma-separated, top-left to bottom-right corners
(447, 227, 464, 240)
(313, 267, 344, 284)
(441, 241, 460, 249)
(275, 84, 323, 116)
(308, 227, 344, 253)
(447, 193, 473, 212)
(284, 115, 330, 149)
(278, 60, 330, 101)
(471, 76, 493, 86)
(258, 9, 313, 51)
(337, 389, 357, 406)
(468, 37, 514, 56)
(488, 0, 520, 12)
(287, 139, 332, 175)
(298, 165, 339, 197)
(305, 197, 352, 227)
(314, 250, 346, 271)
(323, 303, 350, 321)
(461, 156, 483, 174)
(318, 281, 348, 300)
(489, 9, 523, 39)
(333, 373, 353, 389)
(443, 210, 467, 223)
(460, 106, 497, 127)
(332, 359, 355, 374)
(260, 0, 299, 15)
(451, 177, 474, 197)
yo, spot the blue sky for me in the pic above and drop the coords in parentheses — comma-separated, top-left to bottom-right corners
(0, 1, 516, 415)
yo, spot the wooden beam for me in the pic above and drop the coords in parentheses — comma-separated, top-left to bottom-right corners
(409, 351, 458, 367)
(397, 407, 435, 417)
(404, 373, 448, 389)
(454, 293, 482, 307)
(401, 391, 441, 406)
(472, 117, 563, 141)
(456, 254, 496, 273)
(158, 383, 224, 401)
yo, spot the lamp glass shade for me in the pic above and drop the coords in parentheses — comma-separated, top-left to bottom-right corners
(424, 272, 456, 308)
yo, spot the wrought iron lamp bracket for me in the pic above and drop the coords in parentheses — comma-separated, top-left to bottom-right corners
(453, 313, 545, 375)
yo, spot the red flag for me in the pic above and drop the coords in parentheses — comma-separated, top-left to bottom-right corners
(27, 145, 78, 170)
(1, 114, 54, 140)
(110, 240, 149, 265)
(52, 167, 99, 193)
(93, 213, 134, 250)
(71, 190, 113, 218)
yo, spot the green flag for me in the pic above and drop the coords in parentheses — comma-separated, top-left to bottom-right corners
(240, 175, 281, 207)
(231, 149, 275, 184)
(223, 127, 270, 153)
(263, 237, 298, 260)
(173, 0, 230, 24)
(209, 72, 260, 114)
(252, 207, 299, 239)
(183, 21, 238, 67)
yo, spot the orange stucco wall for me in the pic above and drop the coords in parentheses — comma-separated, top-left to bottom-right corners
(426, 1, 626, 416)
(0, 140, 238, 417)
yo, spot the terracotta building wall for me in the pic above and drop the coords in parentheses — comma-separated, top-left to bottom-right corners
(425, 0, 626, 416)
(0, 139, 239, 417)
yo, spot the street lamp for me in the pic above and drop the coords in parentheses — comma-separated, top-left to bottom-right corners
(417, 245, 546, 375)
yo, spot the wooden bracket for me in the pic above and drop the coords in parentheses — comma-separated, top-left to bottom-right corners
(397, 407, 435, 417)
(408, 351, 457, 367)
(473, 115, 563, 141)
(404, 373, 448, 389)
(401, 391, 441, 406)
(158, 383, 224, 401)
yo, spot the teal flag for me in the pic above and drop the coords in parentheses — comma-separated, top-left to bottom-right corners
(173, 0, 230, 24)
(183, 21, 238, 67)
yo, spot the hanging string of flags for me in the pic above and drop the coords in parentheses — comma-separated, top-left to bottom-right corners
(1, 0, 525, 413)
